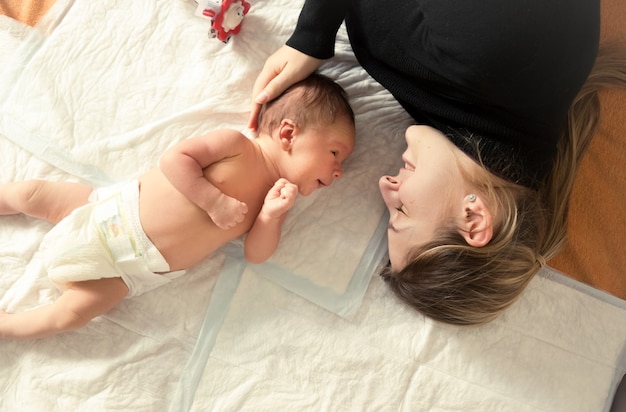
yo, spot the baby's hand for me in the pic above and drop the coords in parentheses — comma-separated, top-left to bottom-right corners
(261, 178, 298, 218)
(208, 193, 248, 230)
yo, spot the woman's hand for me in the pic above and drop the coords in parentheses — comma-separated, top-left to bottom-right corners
(248, 45, 322, 131)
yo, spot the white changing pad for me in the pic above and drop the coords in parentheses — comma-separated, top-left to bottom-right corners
(0, 0, 411, 319)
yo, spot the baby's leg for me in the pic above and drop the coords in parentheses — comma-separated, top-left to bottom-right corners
(0, 180, 93, 224)
(0, 277, 128, 339)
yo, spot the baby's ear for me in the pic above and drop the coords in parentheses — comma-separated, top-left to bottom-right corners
(278, 119, 296, 151)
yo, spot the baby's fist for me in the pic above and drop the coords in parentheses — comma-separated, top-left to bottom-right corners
(262, 178, 298, 218)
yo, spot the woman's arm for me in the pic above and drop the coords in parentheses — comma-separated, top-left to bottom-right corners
(285, 0, 348, 60)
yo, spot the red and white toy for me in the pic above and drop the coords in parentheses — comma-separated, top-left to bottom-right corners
(195, 0, 251, 43)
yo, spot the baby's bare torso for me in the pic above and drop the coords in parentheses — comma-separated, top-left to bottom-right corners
(137, 141, 274, 271)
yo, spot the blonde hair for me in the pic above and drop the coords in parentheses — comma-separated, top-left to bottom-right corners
(382, 47, 626, 325)
(258, 73, 355, 134)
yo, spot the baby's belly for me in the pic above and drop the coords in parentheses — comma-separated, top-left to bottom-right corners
(142, 205, 247, 271)
(137, 168, 263, 270)
(162, 222, 241, 270)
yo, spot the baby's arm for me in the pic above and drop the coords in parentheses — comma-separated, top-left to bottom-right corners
(244, 178, 298, 264)
(0, 277, 127, 340)
(159, 131, 249, 230)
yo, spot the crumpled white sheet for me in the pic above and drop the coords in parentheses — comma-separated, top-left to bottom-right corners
(0, 0, 624, 411)
(188, 267, 626, 412)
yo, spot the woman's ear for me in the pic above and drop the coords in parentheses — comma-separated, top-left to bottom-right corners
(278, 119, 296, 151)
(458, 194, 493, 247)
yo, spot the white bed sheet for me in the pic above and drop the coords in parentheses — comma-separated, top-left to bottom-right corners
(0, 1, 624, 411)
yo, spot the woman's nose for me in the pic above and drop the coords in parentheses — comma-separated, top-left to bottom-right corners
(380, 175, 399, 188)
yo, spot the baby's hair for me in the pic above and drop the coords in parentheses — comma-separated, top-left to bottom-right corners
(257, 73, 355, 134)
(382, 47, 626, 325)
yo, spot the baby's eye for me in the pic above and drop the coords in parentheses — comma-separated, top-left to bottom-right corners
(395, 205, 406, 215)
(331, 151, 338, 157)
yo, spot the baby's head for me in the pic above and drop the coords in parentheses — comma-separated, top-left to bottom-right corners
(258, 74, 356, 196)
(258, 73, 355, 135)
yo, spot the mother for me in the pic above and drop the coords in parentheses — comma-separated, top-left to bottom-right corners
(248, 0, 612, 325)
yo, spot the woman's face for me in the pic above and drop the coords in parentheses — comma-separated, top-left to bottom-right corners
(379, 125, 468, 270)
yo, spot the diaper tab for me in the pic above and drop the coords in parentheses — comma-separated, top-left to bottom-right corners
(93, 194, 147, 275)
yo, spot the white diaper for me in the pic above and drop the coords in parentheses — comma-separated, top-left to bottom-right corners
(42, 180, 185, 298)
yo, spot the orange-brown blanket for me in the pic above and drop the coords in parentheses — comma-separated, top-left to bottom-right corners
(1, 0, 624, 300)
(0, 0, 55, 27)
(549, 0, 626, 299)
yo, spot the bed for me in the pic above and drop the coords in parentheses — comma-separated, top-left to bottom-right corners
(1, 1, 625, 411)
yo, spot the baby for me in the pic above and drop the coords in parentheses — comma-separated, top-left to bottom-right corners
(0, 73, 355, 339)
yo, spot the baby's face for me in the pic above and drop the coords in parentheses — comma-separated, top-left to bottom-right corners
(286, 117, 355, 196)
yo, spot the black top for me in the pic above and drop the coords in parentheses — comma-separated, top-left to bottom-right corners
(287, 0, 600, 188)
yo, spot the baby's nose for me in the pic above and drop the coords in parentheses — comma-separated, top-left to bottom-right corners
(333, 165, 343, 179)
